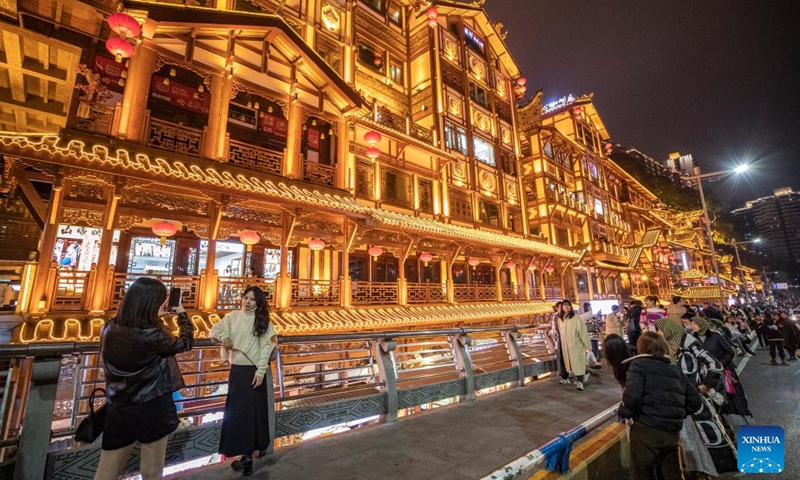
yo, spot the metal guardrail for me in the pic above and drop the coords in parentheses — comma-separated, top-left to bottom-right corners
(0, 323, 557, 480)
(480, 404, 621, 479)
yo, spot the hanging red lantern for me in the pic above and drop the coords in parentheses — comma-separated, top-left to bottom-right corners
(419, 252, 433, 265)
(373, 55, 383, 67)
(308, 238, 326, 251)
(528, 264, 537, 271)
(426, 7, 438, 27)
(545, 265, 555, 274)
(505, 261, 517, 269)
(364, 131, 382, 146)
(239, 230, 261, 252)
(366, 147, 380, 160)
(368, 246, 384, 258)
(151, 221, 177, 245)
(468, 258, 481, 267)
(107, 12, 142, 38)
(516, 77, 527, 86)
(517, 84, 527, 94)
(106, 37, 134, 63)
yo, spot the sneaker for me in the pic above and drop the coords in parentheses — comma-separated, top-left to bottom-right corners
(559, 378, 571, 385)
(576, 381, 584, 391)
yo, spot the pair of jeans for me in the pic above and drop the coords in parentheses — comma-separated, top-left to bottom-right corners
(769, 340, 786, 360)
(629, 422, 682, 480)
(590, 339, 599, 361)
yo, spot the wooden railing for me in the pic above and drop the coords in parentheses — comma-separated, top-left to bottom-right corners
(453, 284, 497, 303)
(216, 277, 276, 309)
(290, 279, 340, 307)
(351, 281, 399, 305)
(75, 102, 115, 136)
(501, 284, 526, 301)
(406, 281, 447, 304)
(228, 140, 283, 176)
(146, 117, 205, 157)
(51, 270, 91, 311)
(302, 160, 336, 188)
(109, 273, 201, 309)
(544, 285, 563, 302)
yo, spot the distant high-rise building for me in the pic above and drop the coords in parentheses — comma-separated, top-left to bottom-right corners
(731, 188, 800, 268)
(665, 152, 698, 189)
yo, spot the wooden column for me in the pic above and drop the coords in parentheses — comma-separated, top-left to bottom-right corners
(277, 212, 296, 309)
(89, 181, 121, 311)
(492, 253, 506, 302)
(29, 173, 64, 313)
(335, 121, 352, 191)
(341, 220, 357, 307)
(201, 201, 224, 309)
(284, 73, 304, 179)
(116, 45, 157, 142)
(204, 74, 233, 160)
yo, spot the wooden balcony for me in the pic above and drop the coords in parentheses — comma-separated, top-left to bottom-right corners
(50, 269, 91, 311)
(406, 281, 447, 304)
(146, 117, 205, 157)
(352, 281, 399, 305)
(453, 284, 497, 303)
(500, 284, 526, 301)
(291, 279, 340, 307)
(109, 273, 201, 310)
(228, 140, 283, 177)
(302, 159, 336, 188)
(217, 277, 276, 309)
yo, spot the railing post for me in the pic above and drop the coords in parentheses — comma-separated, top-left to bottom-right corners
(503, 331, 526, 386)
(83, 263, 97, 311)
(44, 262, 58, 312)
(265, 359, 277, 454)
(450, 334, 474, 400)
(13, 354, 60, 480)
(372, 339, 398, 422)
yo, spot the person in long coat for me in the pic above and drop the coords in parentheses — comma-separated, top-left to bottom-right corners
(557, 299, 592, 391)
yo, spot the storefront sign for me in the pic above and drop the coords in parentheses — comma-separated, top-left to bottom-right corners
(93, 54, 127, 90)
(307, 128, 320, 150)
(150, 75, 209, 114)
(260, 112, 288, 136)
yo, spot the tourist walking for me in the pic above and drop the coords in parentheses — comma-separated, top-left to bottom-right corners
(640, 295, 666, 333)
(603, 333, 633, 387)
(604, 305, 625, 338)
(211, 286, 278, 476)
(666, 296, 685, 324)
(777, 311, 799, 360)
(619, 332, 703, 480)
(557, 300, 592, 391)
(95, 277, 194, 480)
(627, 300, 644, 350)
(764, 313, 787, 365)
(549, 301, 571, 385)
(655, 319, 738, 476)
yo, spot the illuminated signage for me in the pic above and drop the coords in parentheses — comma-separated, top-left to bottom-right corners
(542, 94, 576, 114)
(463, 26, 485, 55)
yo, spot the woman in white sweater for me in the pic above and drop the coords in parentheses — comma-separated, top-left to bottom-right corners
(210, 286, 278, 476)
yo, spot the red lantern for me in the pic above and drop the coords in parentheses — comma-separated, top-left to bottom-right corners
(308, 238, 326, 251)
(106, 37, 134, 62)
(107, 12, 142, 38)
(516, 77, 527, 86)
(366, 147, 380, 160)
(545, 265, 555, 274)
(426, 7, 438, 27)
(373, 55, 383, 67)
(239, 230, 261, 252)
(368, 246, 384, 258)
(419, 252, 433, 265)
(505, 261, 517, 269)
(468, 258, 481, 267)
(518, 85, 527, 94)
(364, 131, 382, 146)
(151, 221, 177, 245)
(528, 264, 537, 271)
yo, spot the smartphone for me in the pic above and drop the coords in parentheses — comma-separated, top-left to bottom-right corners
(168, 287, 182, 309)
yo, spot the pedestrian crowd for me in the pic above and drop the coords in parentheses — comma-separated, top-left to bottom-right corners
(550, 294, 800, 479)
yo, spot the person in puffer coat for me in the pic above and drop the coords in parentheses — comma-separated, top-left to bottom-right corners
(619, 332, 703, 480)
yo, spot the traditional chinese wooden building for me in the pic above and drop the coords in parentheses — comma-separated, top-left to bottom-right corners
(0, 0, 588, 342)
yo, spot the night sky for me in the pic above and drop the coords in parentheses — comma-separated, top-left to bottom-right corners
(483, 0, 800, 206)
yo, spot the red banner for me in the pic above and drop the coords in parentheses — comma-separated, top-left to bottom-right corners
(150, 75, 209, 115)
(259, 112, 288, 137)
(93, 55, 127, 91)
(307, 128, 320, 150)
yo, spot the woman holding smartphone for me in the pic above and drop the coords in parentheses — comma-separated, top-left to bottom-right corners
(95, 278, 193, 480)
(211, 286, 278, 476)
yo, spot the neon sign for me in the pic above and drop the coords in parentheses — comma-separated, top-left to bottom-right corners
(463, 26, 485, 55)
(542, 94, 576, 114)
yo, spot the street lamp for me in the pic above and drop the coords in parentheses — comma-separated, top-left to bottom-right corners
(686, 164, 750, 304)
(731, 238, 761, 304)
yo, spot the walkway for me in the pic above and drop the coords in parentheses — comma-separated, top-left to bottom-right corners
(178, 369, 623, 480)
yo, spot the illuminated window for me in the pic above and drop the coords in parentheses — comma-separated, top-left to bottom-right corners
(387, 3, 402, 25)
(362, 0, 386, 14)
(479, 200, 501, 227)
(473, 136, 496, 166)
(444, 120, 468, 155)
(389, 60, 403, 85)
(357, 42, 383, 73)
(469, 83, 490, 109)
(594, 197, 604, 216)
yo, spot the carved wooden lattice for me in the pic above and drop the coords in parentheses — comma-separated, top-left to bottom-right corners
(356, 160, 374, 200)
(228, 140, 283, 176)
(147, 118, 203, 157)
(449, 188, 473, 222)
(351, 281, 398, 305)
(291, 279, 340, 307)
(407, 282, 446, 304)
(441, 61, 464, 93)
(418, 178, 433, 214)
(303, 160, 336, 188)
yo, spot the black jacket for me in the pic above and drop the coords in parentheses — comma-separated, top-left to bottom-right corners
(696, 331, 735, 369)
(627, 305, 644, 340)
(619, 355, 703, 433)
(102, 311, 194, 406)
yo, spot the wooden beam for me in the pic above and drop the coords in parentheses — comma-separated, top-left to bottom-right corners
(2, 31, 26, 102)
(346, 221, 359, 252)
(15, 177, 47, 228)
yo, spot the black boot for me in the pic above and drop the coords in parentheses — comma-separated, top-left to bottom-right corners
(240, 455, 253, 476)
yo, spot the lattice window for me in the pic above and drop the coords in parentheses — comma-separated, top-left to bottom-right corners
(444, 120, 468, 155)
(508, 207, 523, 233)
(500, 150, 517, 176)
(356, 160, 374, 199)
(419, 178, 433, 214)
(450, 189, 473, 222)
(496, 100, 512, 123)
(381, 168, 413, 208)
(441, 61, 463, 92)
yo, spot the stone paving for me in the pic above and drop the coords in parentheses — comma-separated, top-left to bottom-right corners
(177, 368, 623, 480)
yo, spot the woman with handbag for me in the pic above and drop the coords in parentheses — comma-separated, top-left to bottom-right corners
(95, 277, 194, 480)
(211, 286, 278, 476)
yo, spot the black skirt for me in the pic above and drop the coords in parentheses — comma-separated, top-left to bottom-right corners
(219, 364, 270, 457)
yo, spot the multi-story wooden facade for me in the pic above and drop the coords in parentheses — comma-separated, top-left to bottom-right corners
(0, 0, 588, 341)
